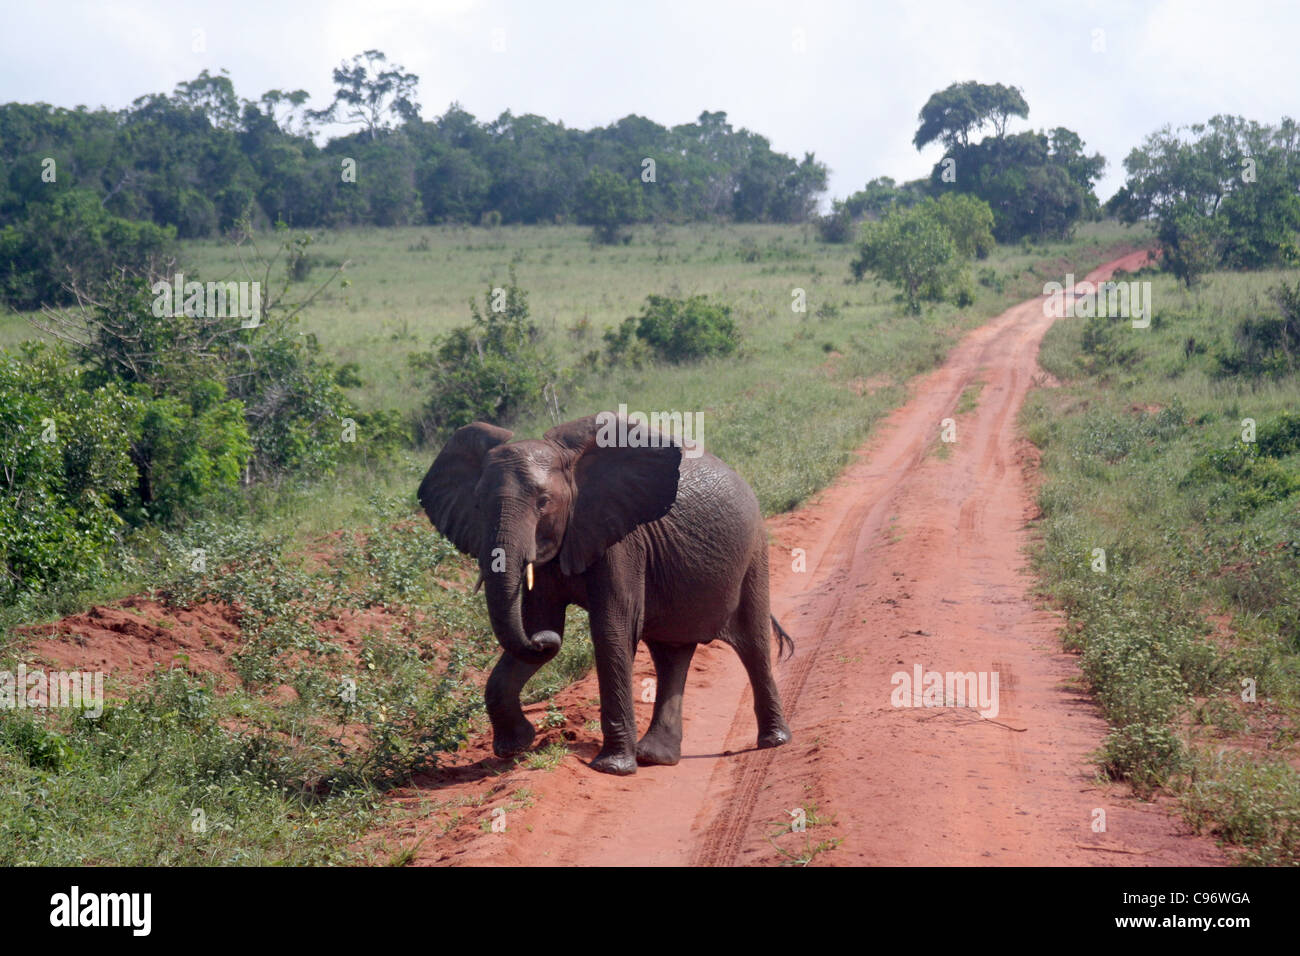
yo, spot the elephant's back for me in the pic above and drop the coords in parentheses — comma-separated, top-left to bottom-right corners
(675, 451, 760, 522)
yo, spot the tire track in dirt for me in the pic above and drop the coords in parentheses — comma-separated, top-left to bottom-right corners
(395, 249, 1226, 866)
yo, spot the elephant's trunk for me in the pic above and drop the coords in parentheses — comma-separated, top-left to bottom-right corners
(481, 512, 560, 665)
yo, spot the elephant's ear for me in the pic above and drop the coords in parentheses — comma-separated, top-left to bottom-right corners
(418, 422, 513, 556)
(546, 413, 682, 576)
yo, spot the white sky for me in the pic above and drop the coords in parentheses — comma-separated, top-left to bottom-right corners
(2, 0, 1297, 203)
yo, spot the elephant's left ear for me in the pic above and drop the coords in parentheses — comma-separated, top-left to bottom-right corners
(547, 413, 682, 576)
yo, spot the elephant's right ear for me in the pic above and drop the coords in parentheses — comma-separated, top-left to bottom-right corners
(417, 422, 513, 556)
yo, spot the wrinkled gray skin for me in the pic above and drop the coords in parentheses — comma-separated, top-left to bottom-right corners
(418, 412, 793, 775)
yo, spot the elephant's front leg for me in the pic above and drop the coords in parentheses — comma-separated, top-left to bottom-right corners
(590, 629, 639, 775)
(485, 584, 566, 758)
(485, 653, 549, 757)
(587, 576, 643, 775)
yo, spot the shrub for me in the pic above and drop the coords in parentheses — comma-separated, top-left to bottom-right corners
(0, 345, 137, 601)
(1215, 280, 1300, 378)
(814, 201, 855, 243)
(227, 329, 354, 481)
(601, 316, 653, 368)
(411, 268, 557, 440)
(1158, 205, 1222, 288)
(617, 294, 740, 364)
(39, 266, 357, 488)
(0, 188, 175, 310)
(929, 193, 996, 259)
(1100, 724, 1187, 796)
(128, 379, 252, 524)
(1078, 314, 1141, 374)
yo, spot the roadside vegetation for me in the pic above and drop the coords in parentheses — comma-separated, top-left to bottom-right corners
(1025, 267, 1300, 864)
(1025, 109, 1299, 865)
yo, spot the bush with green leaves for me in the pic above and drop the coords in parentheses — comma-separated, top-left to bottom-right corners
(1182, 413, 1300, 514)
(1215, 280, 1300, 378)
(1157, 204, 1222, 288)
(128, 379, 252, 524)
(813, 200, 855, 243)
(0, 344, 136, 601)
(35, 241, 373, 489)
(607, 293, 740, 365)
(850, 195, 994, 314)
(226, 328, 355, 482)
(0, 188, 175, 310)
(928, 193, 996, 259)
(1078, 313, 1142, 375)
(411, 268, 558, 441)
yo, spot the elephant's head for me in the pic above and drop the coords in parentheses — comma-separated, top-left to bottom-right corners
(417, 413, 682, 664)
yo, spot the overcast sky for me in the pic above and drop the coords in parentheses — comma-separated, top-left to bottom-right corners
(2, 0, 1297, 203)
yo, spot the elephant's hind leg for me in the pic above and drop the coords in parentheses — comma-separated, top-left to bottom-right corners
(637, 641, 697, 766)
(734, 554, 792, 750)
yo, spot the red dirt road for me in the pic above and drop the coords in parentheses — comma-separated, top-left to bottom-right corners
(391, 250, 1226, 866)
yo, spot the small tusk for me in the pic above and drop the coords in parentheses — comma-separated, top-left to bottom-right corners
(526, 562, 534, 591)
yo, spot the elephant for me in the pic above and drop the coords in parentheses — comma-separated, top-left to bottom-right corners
(417, 411, 793, 775)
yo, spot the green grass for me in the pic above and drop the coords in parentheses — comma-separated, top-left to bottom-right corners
(0, 219, 1145, 530)
(1024, 264, 1300, 864)
(955, 381, 985, 415)
(191, 218, 1139, 519)
(0, 496, 503, 865)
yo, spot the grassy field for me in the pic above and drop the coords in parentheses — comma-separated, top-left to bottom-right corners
(174, 219, 1143, 527)
(1024, 264, 1300, 864)
(0, 218, 1149, 865)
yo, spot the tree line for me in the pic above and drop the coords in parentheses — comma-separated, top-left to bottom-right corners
(0, 51, 828, 308)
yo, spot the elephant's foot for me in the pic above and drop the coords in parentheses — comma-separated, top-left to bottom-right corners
(491, 718, 537, 758)
(591, 747, 637, 775)
(757, 720, 792, 750)
(635, 729, 682, 766)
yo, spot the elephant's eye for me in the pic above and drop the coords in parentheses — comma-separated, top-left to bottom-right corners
(537, 495, 551, 511)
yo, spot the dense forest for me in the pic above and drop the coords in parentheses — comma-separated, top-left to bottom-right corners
(0, 53, 828, 308)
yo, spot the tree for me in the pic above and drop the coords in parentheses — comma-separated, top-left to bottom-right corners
(1112, 114, 1300, 273)
(256, 88, 314, 137)
(310, 50, 420, 141)
(913, 81, 1028, 152)
(929, 193, 995, 259)
(1157, 203, 1222, 287)
(851, 203, 960, 314)
(938, 127, 1105, 241)
(172, 69, 242, 131)
(578, 167, 644, 243)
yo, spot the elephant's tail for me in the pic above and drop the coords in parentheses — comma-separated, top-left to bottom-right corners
(770, 614, 795, 661)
